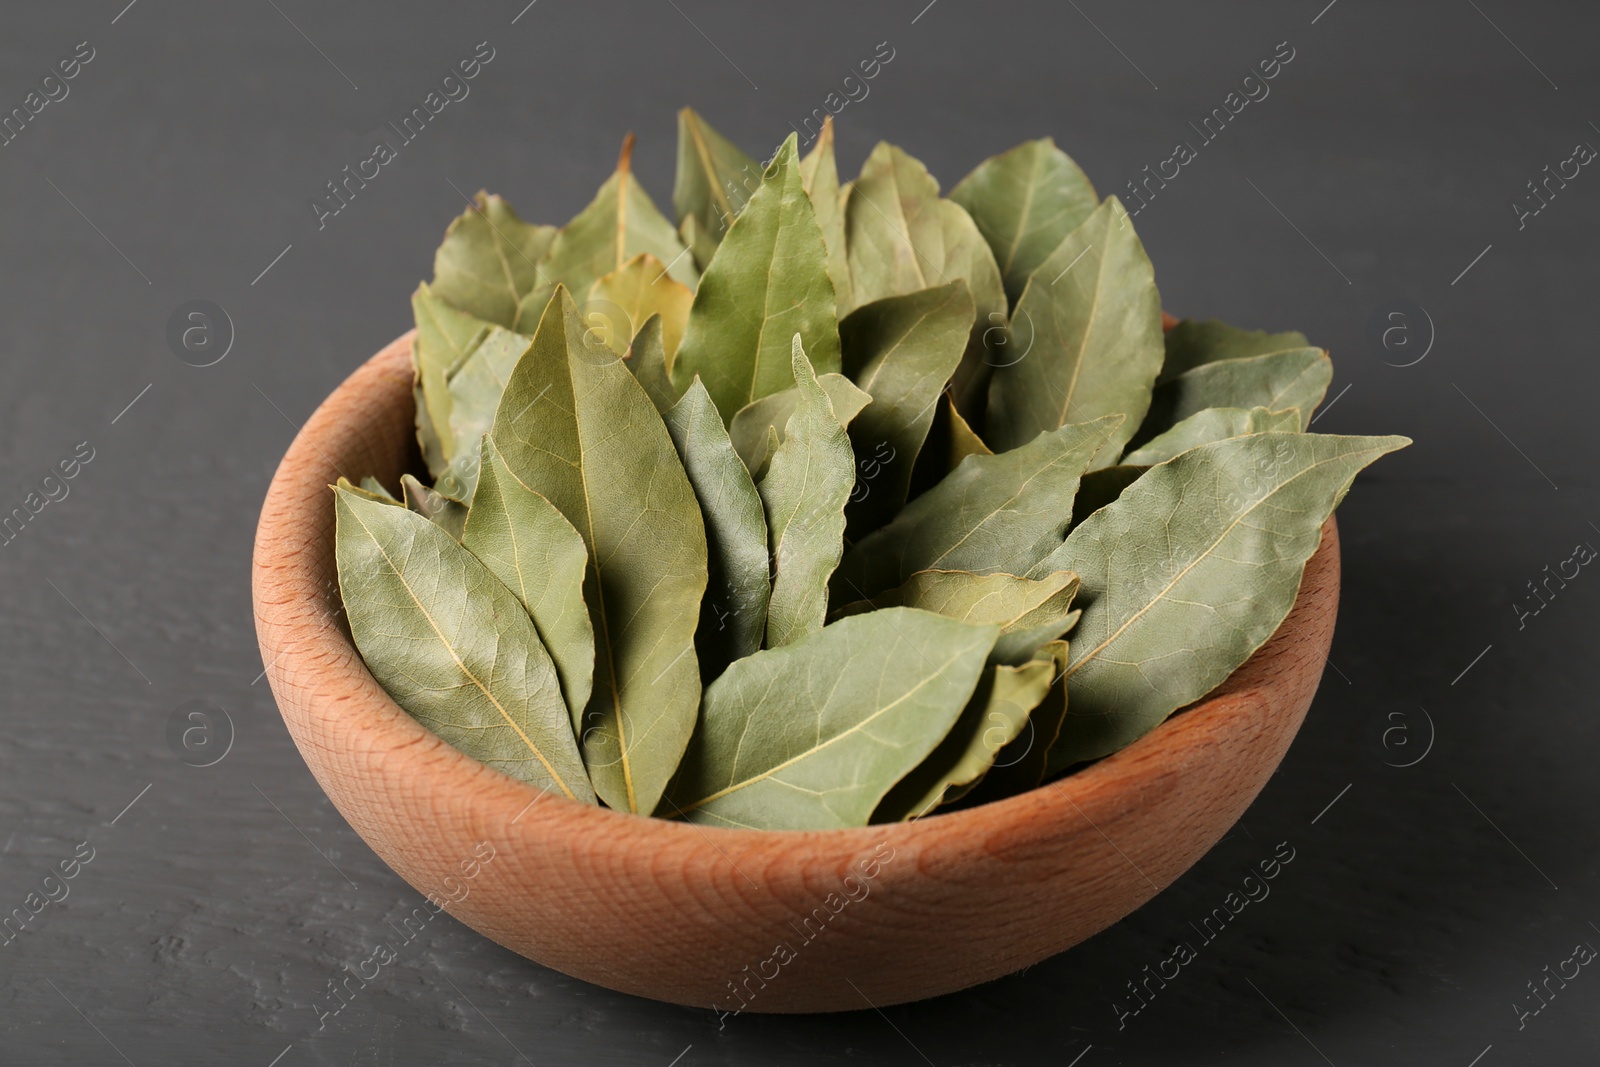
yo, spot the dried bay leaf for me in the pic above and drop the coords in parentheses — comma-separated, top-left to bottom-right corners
(962, 640, 1070, 803)
(400, 474, 467, 540)
(522, 135, 696, 327)
(938, 198, 1008, 418)
(334, 489, 594, 803)
(1159, 318, 1310, 384)
(798, 115, 852, 314)
(833, 415, 1122, 603)
(673, 134, 841, 419)
(949, 138, 1099, 306)
(1070, 464, 1147, 530)
(1037, 432, 1410, 769)
(759, 340, 857, 648)
(492, 288, 708, 814)
(438, 327, 534, 501)
(462, 438, 595, 724)
(840, 280, 976, 534)
(874, 651, 1055, 821)
(728, 371, 870, 474)
(430, 193, 556, 331)
(345, 476, 399, 504)
(673, 107, 760, 268)
(986, 197, 1163, 462)
(666, 608, 999, 829)
(663, 378, 770, 677)
(1122, 406, 1303, 467)
(625, 314, 681, 415)
(833, 568, 1079, 666)
(587, 253, 695, 361)
(1134, 348, 1332, 447)
(412, 283, 491, 474)
(843, 143, 947, 314)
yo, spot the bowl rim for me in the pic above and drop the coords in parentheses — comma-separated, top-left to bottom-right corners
(252, 330, 1337, 851)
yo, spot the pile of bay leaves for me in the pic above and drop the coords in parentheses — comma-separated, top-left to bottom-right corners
(333, 110, 1407, 830)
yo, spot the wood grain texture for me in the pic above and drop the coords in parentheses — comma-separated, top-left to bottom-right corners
(252, 331, 1340, 1014)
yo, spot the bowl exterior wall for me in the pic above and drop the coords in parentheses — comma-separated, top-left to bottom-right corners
(253, 334, 1339, 1013)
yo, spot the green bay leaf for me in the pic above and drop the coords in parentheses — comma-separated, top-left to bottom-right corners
(840, 280, 976, 534)
(1122, 406, 1303, 466)
(833, 415, 1121, 603)
(986, 197, 1163, 461)
(462, 438, 596, 725)
(949, 138, 1099, 306)
(666, 607, 999, 829)
(672, 134, 841, 419)
(1038, 432, 1411, 768)
(491, 288, 708, 814)
(334, 488, 594, 803)
(663, 378, 771, 676)
(759, 339, 857, 648)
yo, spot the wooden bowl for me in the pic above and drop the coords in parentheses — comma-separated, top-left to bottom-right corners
(253, 332, 1339, 1014)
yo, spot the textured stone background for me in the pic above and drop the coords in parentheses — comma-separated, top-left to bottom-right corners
(0, 1, 1594, 1063)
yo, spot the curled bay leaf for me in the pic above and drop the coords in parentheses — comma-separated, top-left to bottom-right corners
(840, 280, 976, 534)
(986, 197, 1163, 461)
(334, 488, 594, 803)
(673, 134, 841, 419)
(949, 138, 1099, 305)
(663, 378, 771, 676)
(1038, 432, 1411, 769)
(1122, 406, 1303, 466)
(430, 192, 556, 331)
(833, 415, 1122, 603)
(759, 339, 856, 648)
(666, 607, 999, 829)
(463, 437, 596, 725)
(491, 287, 708, 815)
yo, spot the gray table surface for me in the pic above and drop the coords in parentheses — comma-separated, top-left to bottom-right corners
(1, 1, 1595, 1063)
